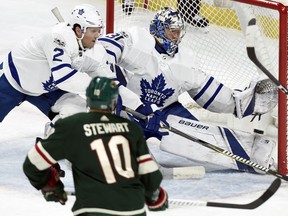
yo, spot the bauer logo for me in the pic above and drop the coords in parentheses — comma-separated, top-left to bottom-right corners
(140, 74, 174, 106)
(178, 119, 209, 130)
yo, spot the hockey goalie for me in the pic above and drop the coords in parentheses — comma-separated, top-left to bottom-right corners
(97, 7, 278, 173)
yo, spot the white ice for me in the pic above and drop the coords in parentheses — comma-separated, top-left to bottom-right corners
(0, 0, 287, 216)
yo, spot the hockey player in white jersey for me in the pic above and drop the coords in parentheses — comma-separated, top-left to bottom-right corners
(0, 4, 112, 124)
(98, 7, 278, 172)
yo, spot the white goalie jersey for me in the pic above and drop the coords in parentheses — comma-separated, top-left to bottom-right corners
(99, 27, 240, 115)
(99, 27, 277, 118)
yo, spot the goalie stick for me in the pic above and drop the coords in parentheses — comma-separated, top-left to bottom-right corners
(246, 18, 288, 95)
(66, 177, 280, 209)
(123, 106, 288, 181)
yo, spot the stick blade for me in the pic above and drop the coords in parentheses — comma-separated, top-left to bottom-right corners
(207, 178, 281, 209)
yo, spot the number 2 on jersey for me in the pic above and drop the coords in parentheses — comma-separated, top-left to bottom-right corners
(90, 135, 135, 184)
(53, 48, 64, 62)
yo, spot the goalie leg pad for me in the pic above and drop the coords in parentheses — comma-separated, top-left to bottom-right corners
(160, 115, 276, 172)
(250, 134, 276, 172)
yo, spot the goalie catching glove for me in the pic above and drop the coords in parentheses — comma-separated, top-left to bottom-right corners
(146, 187, 169, 211)
(41, 166, 67, 205)
(234, 76, 278, 118)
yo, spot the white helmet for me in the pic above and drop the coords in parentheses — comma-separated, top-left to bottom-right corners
(70, 4, 103, 34)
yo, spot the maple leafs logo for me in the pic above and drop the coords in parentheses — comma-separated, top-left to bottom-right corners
(42, 76, 57, 92)
(140, 74, 174, 106)
(78, 9, 85, 15)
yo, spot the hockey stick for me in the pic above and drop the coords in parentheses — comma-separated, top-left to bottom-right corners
(123, 106, 288, 181)
(246, 18, 288, 94)
(51, 7, 65, 23)
(169, 178, 280, 209)
(66, 177, 280, 209)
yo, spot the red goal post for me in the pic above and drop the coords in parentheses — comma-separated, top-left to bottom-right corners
(106, 0, 288, 175)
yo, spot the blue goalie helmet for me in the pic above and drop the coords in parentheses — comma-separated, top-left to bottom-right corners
(150, 7, 185, 56)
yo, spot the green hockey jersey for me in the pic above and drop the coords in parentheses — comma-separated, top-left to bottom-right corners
(23, 112, 163, 216)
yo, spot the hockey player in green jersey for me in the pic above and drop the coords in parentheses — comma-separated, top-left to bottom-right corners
(23, 76, 168, 215)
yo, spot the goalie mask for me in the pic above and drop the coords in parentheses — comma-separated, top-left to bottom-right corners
(150, 7, 186, 56)
(86, 76, 119, 111)
(70, 4, 104, 37)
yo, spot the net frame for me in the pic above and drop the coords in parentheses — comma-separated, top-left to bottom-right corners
(106, 0, 288, 175)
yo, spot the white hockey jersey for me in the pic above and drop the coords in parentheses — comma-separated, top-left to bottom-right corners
(98, 27, 238, 114)
(2, 23, 94, 96)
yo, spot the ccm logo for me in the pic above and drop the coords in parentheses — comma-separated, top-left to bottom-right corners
(178, 120, 209, 130)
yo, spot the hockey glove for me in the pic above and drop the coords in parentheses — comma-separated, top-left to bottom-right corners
(41, 166, 67, 205)
(145, 110, 169, 136)
(146, 187, 169, 211)
(136, 102, 158, 116)
(136, 103, 169, 136)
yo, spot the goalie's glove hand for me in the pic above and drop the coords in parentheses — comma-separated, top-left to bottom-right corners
(41, 166, 67, 205)
(146, 187, 169, 211)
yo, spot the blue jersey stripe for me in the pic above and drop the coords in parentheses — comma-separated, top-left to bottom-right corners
(54, 69, 77, 84)
(98, 38, 123, 53)
(106, 50, 117, 63)
(193, 77, 214, 101)
(51, 63, 72, 72)
(202, 83, 223, 109)
(115, 65, 127, 86)
(8, 52, 21, 87)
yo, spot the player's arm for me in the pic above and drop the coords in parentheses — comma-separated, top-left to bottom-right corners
(23, 142, 67, 205)
(186, 69, 277, 118)
(42, 30, 92, 95)
(79, 44, 118, 79)
(135, 126, 168, 211)
(23, 121, 69, 204)
(184, 69, 236, 113)
(98, 31, 130, 65)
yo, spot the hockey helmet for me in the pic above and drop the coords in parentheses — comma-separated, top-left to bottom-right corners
(70, 4, 103, 34)
(150, 7, 185, 56)
(86, 76, 119, 110)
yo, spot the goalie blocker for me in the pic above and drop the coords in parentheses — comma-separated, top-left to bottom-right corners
(160, 115, 276, 173)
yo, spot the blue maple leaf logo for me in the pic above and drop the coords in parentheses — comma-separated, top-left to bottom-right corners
(42, 76, 58, 92)
(78, 9, 84, 15)
(140, 74, 174, 106)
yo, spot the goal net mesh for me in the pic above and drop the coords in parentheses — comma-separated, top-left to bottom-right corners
(108, 0, 287, 174)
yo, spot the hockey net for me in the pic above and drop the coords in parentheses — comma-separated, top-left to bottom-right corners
(106, 0, 288, 175)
